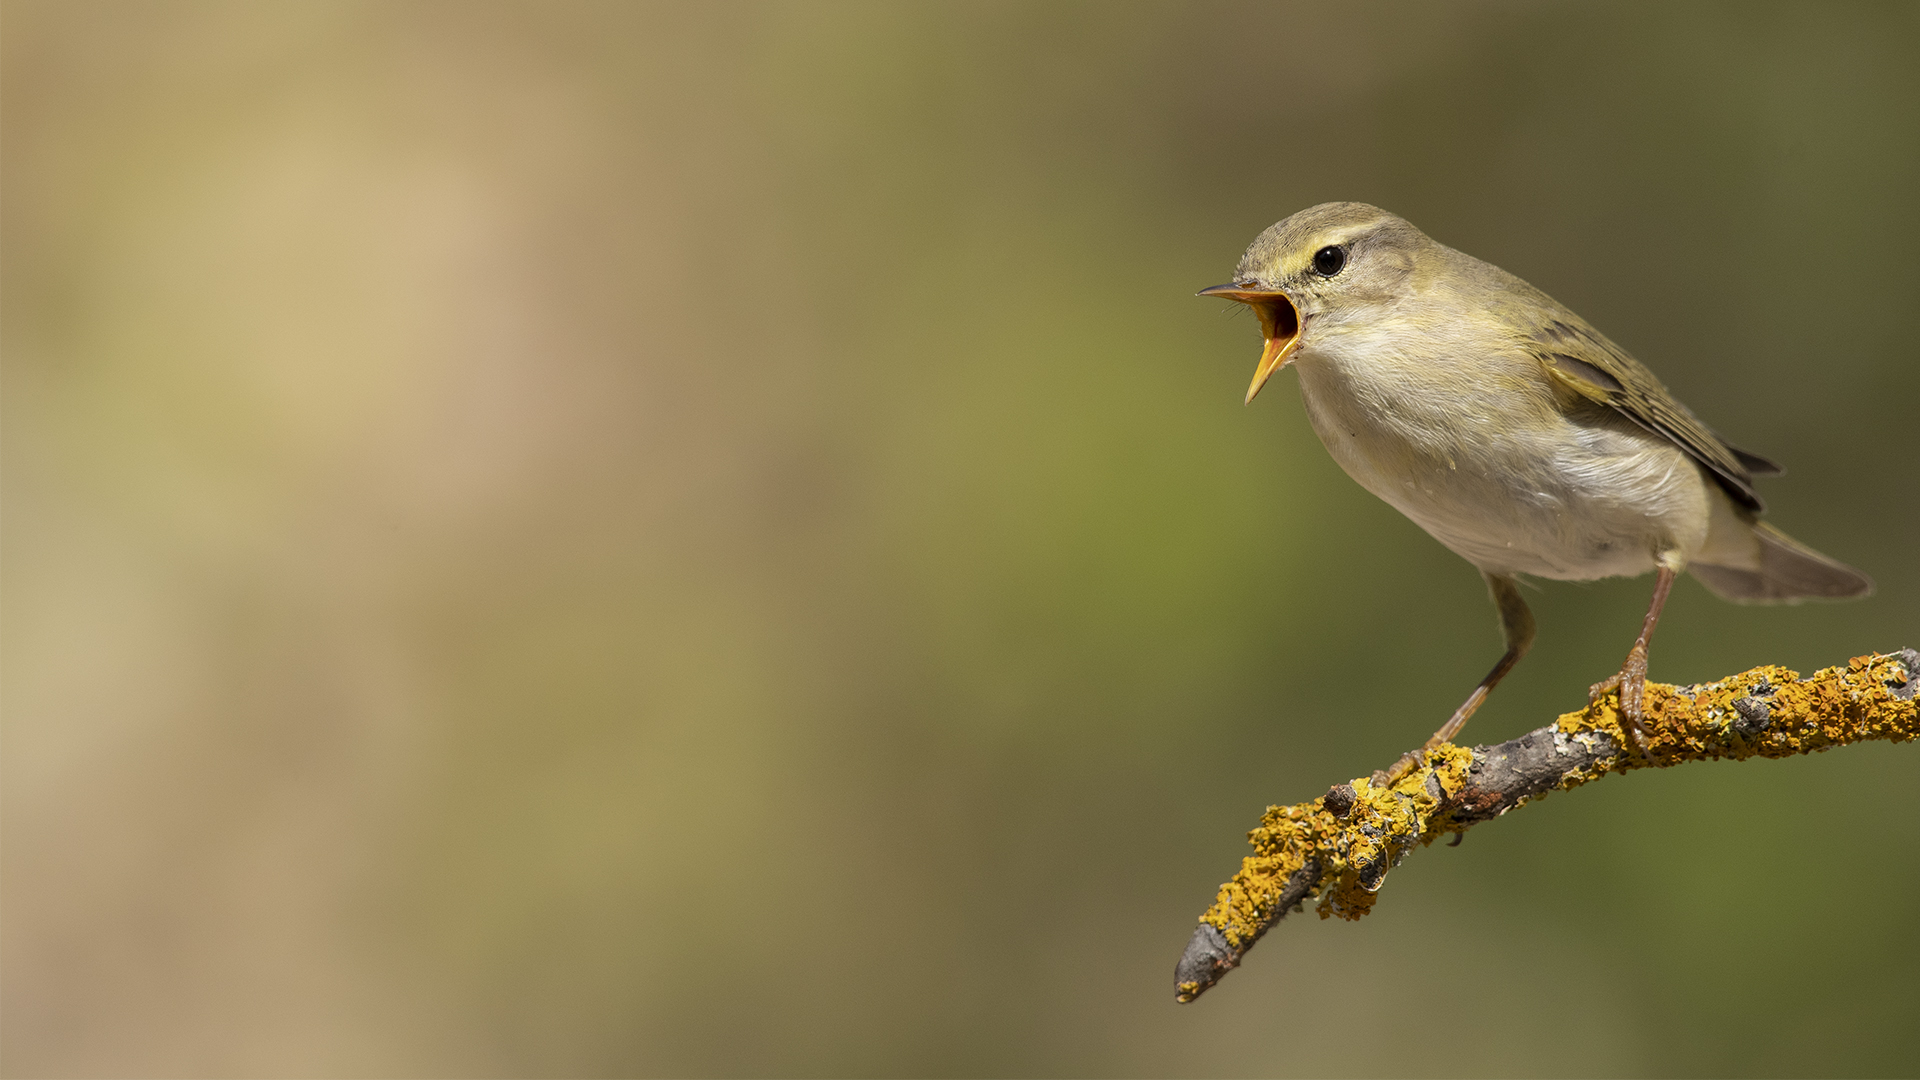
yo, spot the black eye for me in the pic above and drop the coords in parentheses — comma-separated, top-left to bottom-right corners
(1312, 245, 1346, 276)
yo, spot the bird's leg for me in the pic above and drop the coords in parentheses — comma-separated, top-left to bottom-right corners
(1589, 561, 1678, 756)
(1379, 573, 1534, 786)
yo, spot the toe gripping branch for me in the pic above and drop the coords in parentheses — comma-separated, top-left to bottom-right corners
(1174, 650, 1920, 1003)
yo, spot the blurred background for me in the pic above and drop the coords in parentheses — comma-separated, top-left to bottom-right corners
(3, 2, 1916, 1076)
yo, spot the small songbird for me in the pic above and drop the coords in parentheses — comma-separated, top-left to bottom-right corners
(1202, 203, 1872, 778)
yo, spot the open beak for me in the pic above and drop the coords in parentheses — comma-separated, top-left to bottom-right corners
(1197, 283, 1302, 403)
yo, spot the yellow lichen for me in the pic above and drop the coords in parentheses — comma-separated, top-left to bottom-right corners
(1194, 653, 1916, 960)
(1198, 742, 1477, 941)
(1552, 655, 1915, 776)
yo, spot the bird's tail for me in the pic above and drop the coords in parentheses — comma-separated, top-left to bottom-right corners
(1691, 523, 1874, 604)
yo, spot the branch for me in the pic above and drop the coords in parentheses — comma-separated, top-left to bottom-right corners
(1174, 649, 1920, 1003)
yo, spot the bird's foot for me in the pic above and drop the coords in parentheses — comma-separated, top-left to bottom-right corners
(1372, 749, 1425, 790)
(1589, 644, 1652, 759)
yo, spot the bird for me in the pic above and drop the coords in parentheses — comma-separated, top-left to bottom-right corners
(1201, 202, 1872, 780)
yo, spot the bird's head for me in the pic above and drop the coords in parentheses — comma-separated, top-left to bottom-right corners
(1199, 202, 1429, 402)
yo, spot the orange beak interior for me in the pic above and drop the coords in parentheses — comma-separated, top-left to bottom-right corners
(1198, 285, 1301, 403)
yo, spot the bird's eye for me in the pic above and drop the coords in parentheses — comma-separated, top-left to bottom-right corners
(1312, 245, 1346, 276)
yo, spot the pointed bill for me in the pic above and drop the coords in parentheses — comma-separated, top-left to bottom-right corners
(1196, 283, 1302, 404)
(1245, 331, 1301, 404)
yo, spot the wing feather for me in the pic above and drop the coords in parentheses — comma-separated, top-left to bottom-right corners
(1529, 316, 1768, 513)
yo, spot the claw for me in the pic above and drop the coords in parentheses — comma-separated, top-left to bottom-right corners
(1377, 749, 1425, 788)
(1592, 650, 1653, 759)
(1588, 672, 1620, 701)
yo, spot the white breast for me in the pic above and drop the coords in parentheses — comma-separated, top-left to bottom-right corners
(1289, 323, 1713, 581)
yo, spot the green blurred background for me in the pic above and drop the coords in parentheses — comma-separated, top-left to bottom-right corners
(4, 2, 1916, 1076)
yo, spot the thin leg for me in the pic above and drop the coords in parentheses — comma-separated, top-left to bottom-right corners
(1381, 573, 1535, 784)
(1590, 561, 1678, 755)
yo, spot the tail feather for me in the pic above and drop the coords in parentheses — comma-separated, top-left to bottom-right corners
(1691, 523, 1874, 604)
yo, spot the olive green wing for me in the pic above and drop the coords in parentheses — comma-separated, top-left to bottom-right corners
(1527, 316, 1774, 513)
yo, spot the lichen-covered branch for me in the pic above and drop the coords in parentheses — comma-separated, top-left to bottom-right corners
(1174, 650, 1920, 1003)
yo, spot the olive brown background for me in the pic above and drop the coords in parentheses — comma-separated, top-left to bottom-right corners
(4, 3, 1916, 1076)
